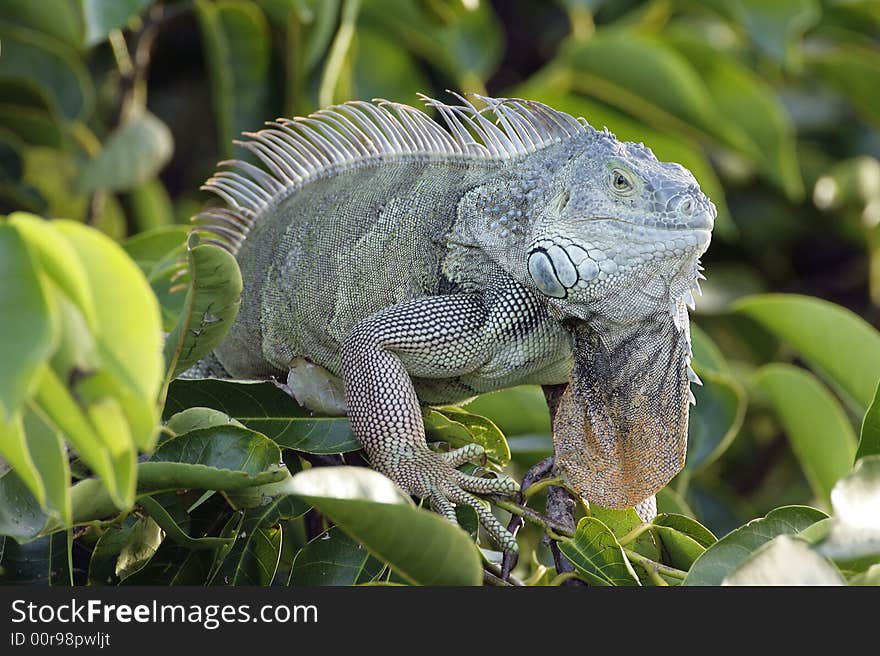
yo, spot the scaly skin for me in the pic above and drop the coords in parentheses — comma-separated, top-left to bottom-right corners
(192, 95, 714, 553)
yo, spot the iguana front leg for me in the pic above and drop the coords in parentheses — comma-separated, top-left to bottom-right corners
(341, 294, 521, 552)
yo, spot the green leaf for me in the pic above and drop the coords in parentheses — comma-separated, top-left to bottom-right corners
(666, 32, 803, 198)
(164, 379, 360, 454)
(21, 405, 71, 526)
(464, 386, 551, 437)
(807, 39, 880, 129)
(686, 370, 746, 472)
(690, 323, 729, 375)
(289, 466, 482, 586)
(551, 30, 751, 154)
(684, 505, 828, 585)
(0, 224, 54, 420)
(352, 28, 431, 102)
(716, 0, 819, 68)
(423, 406, 510, 465)
(722, 535, 844, 586)
(652, 514, 717, 547)
(0, 532, 71, 584)
(735, 294, 880, 411)
(816, 455, 880, 561)
(0, 470, 48, 541)
(849, 563, 880, 586)
(127, 178, 175, 232)
(656, 487, 696, 518)
(0, 0, 85, 49)
(754, 364, 857, 503)
(9, 212, 98, 331)
(0, 23, 93, 121)
(139, 496, 234, 550)
(209, 497, 295, 585)
(151, 425, 282, 478)
(857, 380, 880, 461)
(80, 0, 152, 47)
(163, 239, 242, 380)
(0, 415, 45, 512)
(289, 526, 384, 586)
(195, 0, 272, 158)
(360, 0, 503, 85)
(558, 517, 641, 586)
(115, 516, 164, 581)
(87, 519, 137, 585)
(0, 81, 64, 148)
(164, 407, 244, 438)
(54, 220, 164, 448)
(589, 505, 661, 562)
(78, 111, 173, 193)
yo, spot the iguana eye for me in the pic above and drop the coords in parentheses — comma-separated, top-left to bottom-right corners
(611, 169, 633, 192)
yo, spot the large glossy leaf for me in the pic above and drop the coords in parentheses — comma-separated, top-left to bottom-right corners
(0, 224, 54, 421)
(0, 23, 93, 121)
(289, 526, 384, 586)
(754, 364, 857, 503)
(195, 0, 272, 158)
(80, 0, 152, 47)
(289, 467, 482, 586)
(558, 517, 641, 586)
(78, 111, 173, 194)
(684, 505, 827, 585)
(723, 535, 844, 586)
(423, 406, 510, 465)
(857, 380, 880, 461)
(163, 238, 242, 379)
(164, 379, 359, 454)
(686, 370, 746, 472)
(735, 294, 880, 411)
(816, 455, 880, 561)
(151, 425, 282, 477)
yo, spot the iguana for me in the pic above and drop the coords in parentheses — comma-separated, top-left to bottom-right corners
(190, 93, 714, 552)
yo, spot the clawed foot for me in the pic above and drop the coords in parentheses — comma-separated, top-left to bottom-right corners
(384, 444, 520, 553)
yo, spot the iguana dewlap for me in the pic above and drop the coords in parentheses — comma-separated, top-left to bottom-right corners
(192, 94, 714, 551)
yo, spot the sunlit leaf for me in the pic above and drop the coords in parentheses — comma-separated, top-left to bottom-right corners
(684, 505, 827, 585)
(558, 517, 640, 586)
(816, 455, 880, 561)
(735, 294, 880, 411)
(289, 467, 482, 586)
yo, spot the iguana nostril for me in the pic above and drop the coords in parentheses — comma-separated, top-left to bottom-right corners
(680, 198, 694, 215)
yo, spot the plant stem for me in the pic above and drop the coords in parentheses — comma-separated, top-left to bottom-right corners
(490, 497, 575, 538)
(522, 475, 565, 500)
(549, 571, 581, 586)
(618, 523, 652, 547)
(623, 548, 687, 581)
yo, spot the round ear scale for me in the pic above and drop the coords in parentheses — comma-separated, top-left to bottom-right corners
(527, 238, 600, 298)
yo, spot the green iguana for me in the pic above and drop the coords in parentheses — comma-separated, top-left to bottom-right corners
(189, 93, 714, 552)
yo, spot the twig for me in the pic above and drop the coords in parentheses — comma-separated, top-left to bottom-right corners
(623, 548, 687, 581)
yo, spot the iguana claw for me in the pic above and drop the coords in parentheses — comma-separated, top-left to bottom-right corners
(386, 445, 520, 553)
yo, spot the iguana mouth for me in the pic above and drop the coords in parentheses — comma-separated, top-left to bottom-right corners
(588, 214, 714, 232)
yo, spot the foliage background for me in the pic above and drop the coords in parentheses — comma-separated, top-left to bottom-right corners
(0, 0, 879, 586)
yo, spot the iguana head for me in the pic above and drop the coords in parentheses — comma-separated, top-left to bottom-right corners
(524, 131, 714, 323)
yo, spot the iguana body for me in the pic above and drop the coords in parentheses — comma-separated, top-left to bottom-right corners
(194, 95, 714, 551)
